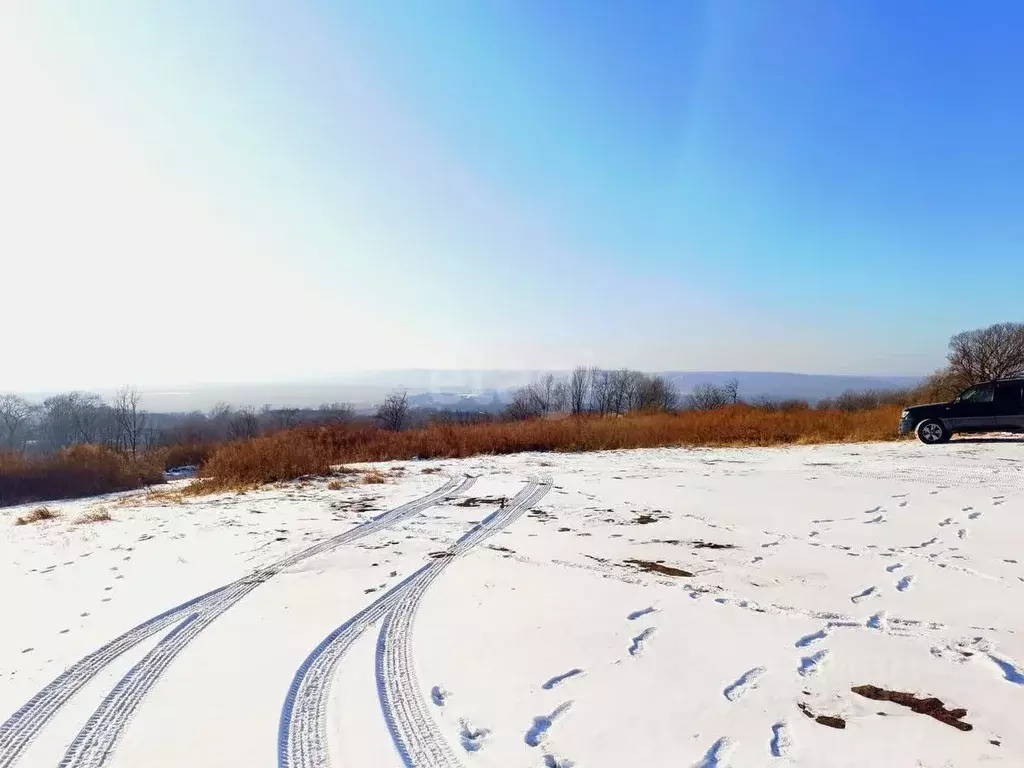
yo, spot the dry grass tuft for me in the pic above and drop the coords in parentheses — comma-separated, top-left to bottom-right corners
(421, 467, 441, 474)
(327, 479, 344, 490)
(74, 508, 113, 525)
(14, 505, 60, 525)
(362, 470, 386, 485)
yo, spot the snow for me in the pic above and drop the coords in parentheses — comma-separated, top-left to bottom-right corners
(2, 440, 1023, 767)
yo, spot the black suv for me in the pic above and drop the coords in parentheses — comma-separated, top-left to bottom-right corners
(900, 378, 1024, 444)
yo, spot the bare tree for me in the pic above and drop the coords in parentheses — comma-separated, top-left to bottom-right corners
(550, 380, 569, 413)
(317, 402, 354, 424)
(376, 391, 410, 431)
(723, 377, 740, 405)
(0, 394, 34, 449)
(504, 387, 543, 421)
(633, 374, 678, 412)
(589, 368, 613, 414)
(112, 386, 147, 458)
(606, 369, 633, 415)
(685, 383, 730, 411)
(947, 322, 1024, 386)
(39, 392, 105, 450)
(568, 366, 591, 415)
(228, 407, 261, 440)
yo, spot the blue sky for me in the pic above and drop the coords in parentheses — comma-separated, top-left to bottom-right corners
(2, 1, 1022, 389)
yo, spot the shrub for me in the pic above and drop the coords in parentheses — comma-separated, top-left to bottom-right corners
(14, 505, 60, 525)
(1, 446, 165, 508)
(187, 431, 332, 493)
(74, 508, 113, 524)
(160, 441, 218, 470)
(362, 470, 386, 484)
(187, 406, 903, 493)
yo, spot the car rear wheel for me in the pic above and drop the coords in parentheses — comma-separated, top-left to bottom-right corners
(916, 419, 950, 445)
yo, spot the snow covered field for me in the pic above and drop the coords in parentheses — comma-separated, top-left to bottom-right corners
(2, 440, 1023, 768)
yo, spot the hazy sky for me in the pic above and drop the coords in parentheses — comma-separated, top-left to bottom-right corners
(3, 1, 1022, 390)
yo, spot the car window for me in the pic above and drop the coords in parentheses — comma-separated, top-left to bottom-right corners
(961, 385, 995, 403)
(995, 384, 1023, 404)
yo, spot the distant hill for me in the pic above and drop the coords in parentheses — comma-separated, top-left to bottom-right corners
(47, 370, 923, 412)
(657, 371, 923, 403)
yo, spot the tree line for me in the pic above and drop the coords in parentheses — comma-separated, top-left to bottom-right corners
(0, 389, 356, 458)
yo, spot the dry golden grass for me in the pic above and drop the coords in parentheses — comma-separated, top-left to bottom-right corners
(421, 467, 442, 474)
(327, 479, 344, 490)
(74, 508, 113, 525)
(1, 446, 165, 509)
(362, 470, 386, 484)
(142, 487, 187, 505)
(187, 406, 903, 494)
(14, 505, 60, 525)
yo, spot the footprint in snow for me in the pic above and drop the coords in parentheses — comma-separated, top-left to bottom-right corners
(525, 702, 572, 747)
(885, 563, 904, 572)
(542, 669, 584, 690)
(795, 628, 829, 648)
(896, 575, 915, 592)
(938, 517, 954, 527)
(770, 721, 793, 758)
(431, 686, 449, 706)
(958, 528, 969, 540)
(851, 587, 877, 603)
(988, 654, 1024, 685)
(695, 736, 734, 768)
(967, 510, 982, 520)
(723, 667, 767, 701)
(627, 606, 658, 621)
(797, 650, 830, 677)
(544, 755, 575, 768)
(629, 628, 656, 657)
(459, 719, 491, 752)
(867, 611, 888, 630)
(864, 514, 885, 524)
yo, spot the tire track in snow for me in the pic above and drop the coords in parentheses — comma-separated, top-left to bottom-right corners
(278, 477, 549, 768)
(376, 478, 551, 768)
(1, 475, 471, 768)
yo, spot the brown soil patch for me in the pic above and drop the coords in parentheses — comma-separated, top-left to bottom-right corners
(692, 540, 736, 550)
(852, 685, 972, 732)
(798, 702, 846, 729)
(624, 559, 694, 577)
(456, 496, 506, 507)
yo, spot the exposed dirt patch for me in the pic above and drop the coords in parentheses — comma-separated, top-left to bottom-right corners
(692, 540, 736, 550)
(852, 685, 972, 732)
(428, 551, 454, 559)
(456, 496, 507, 507)
(329, 497, 379, 516)
(632, 510, 668, 525)
(798, 702, 846, 729)
(623, 559, 694, 577)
